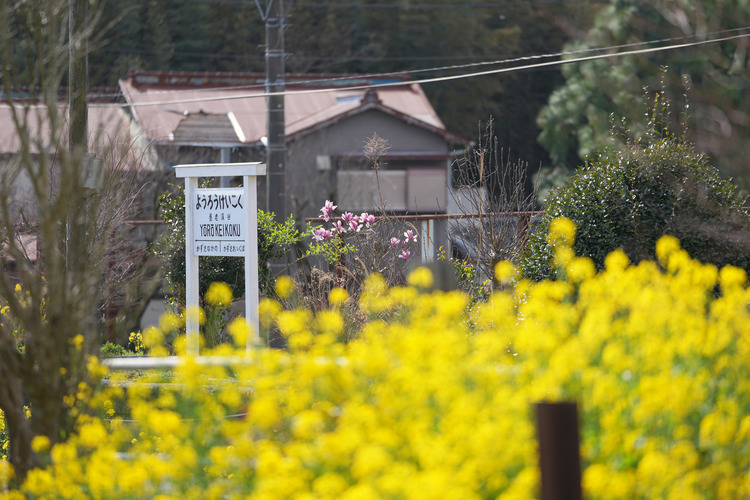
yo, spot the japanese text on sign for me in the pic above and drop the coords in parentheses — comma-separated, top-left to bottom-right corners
(196, 191, 244, 211)
(192, 188, 247, 257)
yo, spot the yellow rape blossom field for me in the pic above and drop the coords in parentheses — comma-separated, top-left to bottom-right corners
(2, 220, 750, 499)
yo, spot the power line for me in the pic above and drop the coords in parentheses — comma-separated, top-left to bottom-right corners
(118, 30, 750, 105)
(291, 0, 602, 7)
(93, 25, 750, 75)
(114, 27, 750, 96)
(173, 0, 604, 6)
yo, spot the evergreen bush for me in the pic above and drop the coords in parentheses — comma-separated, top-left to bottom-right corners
(521, 95, 750, 281)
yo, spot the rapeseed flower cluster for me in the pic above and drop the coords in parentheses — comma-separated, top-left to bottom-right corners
(2, 219, 750, 499)
(0, 410, 6, 461)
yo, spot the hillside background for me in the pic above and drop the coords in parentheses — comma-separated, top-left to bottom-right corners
(89, 0, 750, 191)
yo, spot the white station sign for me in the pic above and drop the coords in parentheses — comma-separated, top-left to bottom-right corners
(192, 188, 247, 256)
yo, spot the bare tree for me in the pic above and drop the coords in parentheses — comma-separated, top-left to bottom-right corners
(0, 0, 150, 482)
(449, 118, 539, 282)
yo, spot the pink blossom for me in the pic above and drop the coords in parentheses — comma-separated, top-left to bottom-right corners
(390, 237, 401, 247)
(334, 220, 347, 234)
(320, 200, 337, 222)
(344, 213, 359, 231)
(399, 249, 411, 260)
(312, 227, 333, 241)
(404, 230, 418, 242)
(359, 212, 375, 227)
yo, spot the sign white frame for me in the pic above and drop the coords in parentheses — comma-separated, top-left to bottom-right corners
(175, 162, 266, 355)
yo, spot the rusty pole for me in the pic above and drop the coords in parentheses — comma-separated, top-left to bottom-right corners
(536, 402, 583, 500)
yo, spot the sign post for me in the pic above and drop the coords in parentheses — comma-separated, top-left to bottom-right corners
(174, 162, 266, 356)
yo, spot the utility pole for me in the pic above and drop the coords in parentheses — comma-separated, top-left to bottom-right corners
(69, 0, 88, 152)
(255, 0, 287, 221)
(67, 0, 88, 275)
(219, 147, 231, 187)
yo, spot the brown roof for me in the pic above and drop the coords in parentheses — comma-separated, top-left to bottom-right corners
(169, 111, 246, 145)
(119, 70, 466, 146)
(0, 103, 154, 169)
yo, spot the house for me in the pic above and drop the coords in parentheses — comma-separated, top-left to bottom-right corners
(118, 70, 469, 240)
(0, 98, 157, 216)
(0, 93, 164, 339)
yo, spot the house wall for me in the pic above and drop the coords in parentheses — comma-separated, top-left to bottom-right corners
(286, 109, 450, 222)
(286, 109, 452, 260)
(0, 157, 36, 222)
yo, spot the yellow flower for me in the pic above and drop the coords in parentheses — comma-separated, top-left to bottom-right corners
(553, 246, 575, 268)
(14, 283, 21, 293)
(31, 435, 50, 453)
(313, 473, 349, 496)
(314, 310, 344, 336)
(183, 305, 205, 327)
(159, 312, 181, 332)
(583, 463, 611, 496)
(328, 287, 349, 307)
(275, 275, 295, 299)
(86, 356, 108, 380)
(250, 396, 280, 430)
(291, 409, 324, 439)
(407, 267, 434, 289)
(719, 265, 747, 291)
(205, 282, 232, 307)
(358, 273, 389, 314)
(352, 444, 390, 479)
(604, 248, 629, 272)
(495, 260, 518, 285)
(566, 256, 595, 283)
(142, 325, 164, 349)
(78, 420, 109, 449)
(0, 459, 13, 488)
(228, 317, 251, 346)
(547, 216, 576, 247)
(7, 231, 750, 500)
(655, 234, 681, 266)
(129, 331, 143, 353)
(259, 298, 282, 328)
(70, 334, 84, 351)
(276, 310, 311, 337)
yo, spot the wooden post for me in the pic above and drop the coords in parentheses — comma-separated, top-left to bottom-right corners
(517, 213, 531, 246)
(536, 402, 583, 500)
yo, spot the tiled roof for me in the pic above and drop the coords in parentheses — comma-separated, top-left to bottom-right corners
(0, 103, 147, 160)
(119, 70, 465, 145)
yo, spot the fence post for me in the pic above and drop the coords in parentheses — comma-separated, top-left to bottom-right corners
(536, 402, 583, 500)
(420, 219, 435, 262)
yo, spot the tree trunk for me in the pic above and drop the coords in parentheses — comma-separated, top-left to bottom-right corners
(0, 367, 32, 484)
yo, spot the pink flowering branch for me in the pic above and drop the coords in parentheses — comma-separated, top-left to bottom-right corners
(311, 200, 420, 263)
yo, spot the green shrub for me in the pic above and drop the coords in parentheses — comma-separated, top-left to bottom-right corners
(99, 342, 128, 357)
(521, 99, 750, 280)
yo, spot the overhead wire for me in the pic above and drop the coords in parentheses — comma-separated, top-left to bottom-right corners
(121, 30, 750, 108)
(291, 0, 601, 6)
(118, 26, 750, 97)
(175, 0, 603, 6)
